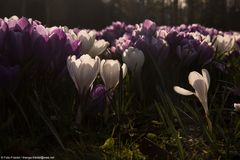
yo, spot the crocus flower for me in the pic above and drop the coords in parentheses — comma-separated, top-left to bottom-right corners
(234, 103, 240, 113)
(77, 30, 109, 57)
(67, 54, 100, 95)
(90, 84, 107, 112)
(213, 34, 236, 54)
(77, 30, 96, 54)
(122, 47, 144, 73)
(0, 19, 8, 50)
(141, 19, 156, 36)
(174, 69, 212, 131)
(88, 39, 109, 57)
(97, 21, 126, 45)
(174, 69, 210, 115)
(100, 59, 127, 91)
(113, 34, 132, 53)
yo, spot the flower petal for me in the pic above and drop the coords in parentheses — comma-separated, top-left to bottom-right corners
(188, 71, 203, 87)
(122, 63, 127, 79)
(201, 69, 210, 90)
(173, 86, 194, 96)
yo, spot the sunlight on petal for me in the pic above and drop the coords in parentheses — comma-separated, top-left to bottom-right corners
(173, 86, 194, 96)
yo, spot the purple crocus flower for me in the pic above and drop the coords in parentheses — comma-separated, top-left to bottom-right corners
(6, 17, 32, 64)
(176, 38, 200, 66)
(197, 42, 214, 66)
(141, 19, 156, 36)
(90, 84, 107, 112)
(14, 17, 31, 32)
(114, 34, 132, 54)
(97, 21, 126, 45)
(176, 37, 214, 67)
(65, 34, 81, 57)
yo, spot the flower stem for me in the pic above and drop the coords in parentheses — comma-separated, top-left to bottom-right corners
(206, 114, 212, 133)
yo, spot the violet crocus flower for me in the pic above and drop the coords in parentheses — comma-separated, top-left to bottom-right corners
(133, 35, 169, 64)
(114, 34, 132, 54)
(167, 31, 214, 67)
(65, 34, 81, 56)
(97, 21, 126, 45)
(176, 39, 200, 66)
(141, 19, 156, 36)
(197, 42, 214, 66)
(90, 84, 107, 111)
(6, 17, 32, 64)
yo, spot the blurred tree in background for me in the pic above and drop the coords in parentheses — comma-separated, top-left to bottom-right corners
(0, 0, 239, 30)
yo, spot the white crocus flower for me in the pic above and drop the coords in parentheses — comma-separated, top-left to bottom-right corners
(174, 69, 210, 115)
(214, 35, 235, 54)
(88, 39, 109, 57)
(100, 59, 127, 91)
(174, 69, 212, 132)
(67, 54, 100, 95)
(77, 30, 109, 57)
(234, 103, 240, 113)
(122, 47, 145, 73)
(77, 30, 96, 54)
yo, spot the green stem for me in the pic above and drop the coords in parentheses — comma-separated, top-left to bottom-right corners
(206, 114, 213, 133)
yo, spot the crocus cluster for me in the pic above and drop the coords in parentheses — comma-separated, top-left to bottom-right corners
(0, 16, 82, 92)
(1, 16, 240, 99)
(98, 19, 240, 69)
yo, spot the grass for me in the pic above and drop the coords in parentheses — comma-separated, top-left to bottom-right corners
(1, 56, 240, 160)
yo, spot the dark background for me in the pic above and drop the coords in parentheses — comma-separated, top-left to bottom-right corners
(0, 0, 239, 31)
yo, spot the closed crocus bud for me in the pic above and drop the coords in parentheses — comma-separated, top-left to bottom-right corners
(122, 47, 144, 73)
(67, 54, 100, 95)
(77, 30, 96, 54)
(100, 59, 127, 91)
(88, 39, 109, 57)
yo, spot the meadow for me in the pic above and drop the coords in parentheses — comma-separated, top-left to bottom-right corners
(0, 16, 240, 159)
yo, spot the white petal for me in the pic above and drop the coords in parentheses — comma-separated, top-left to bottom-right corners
(122, 47, 144, 73)
(173, 86, 194, 96)
(88, 39, 109, 57)
(192, 79, 208, 105)
(201, 69, 210, 90)
(188, 71, 203, 87)
(122, 63, 127, 79)
(100, 59, 106, 87)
